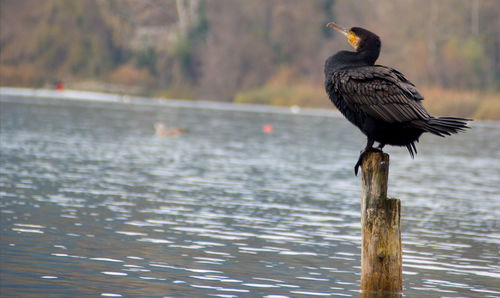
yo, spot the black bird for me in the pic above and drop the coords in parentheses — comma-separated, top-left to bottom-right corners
(324, 22, 471, 175)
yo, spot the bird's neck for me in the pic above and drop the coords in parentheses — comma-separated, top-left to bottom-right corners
(325, 48, 380, 76)
(325, 51, 369, 76)
(358, 47, 380, 65)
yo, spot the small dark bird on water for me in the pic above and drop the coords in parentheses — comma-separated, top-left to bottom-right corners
(324, 22, 471, 175)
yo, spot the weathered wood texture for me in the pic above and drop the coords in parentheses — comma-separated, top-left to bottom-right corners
(360, 152, 402, 293)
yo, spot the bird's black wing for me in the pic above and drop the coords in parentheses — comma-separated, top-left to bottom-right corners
(332, 65, 430, 123)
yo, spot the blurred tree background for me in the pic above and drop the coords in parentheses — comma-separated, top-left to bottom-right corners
(1, 0, 499, 118)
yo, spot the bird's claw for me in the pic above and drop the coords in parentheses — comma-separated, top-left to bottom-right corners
(354, 159, 362, 176)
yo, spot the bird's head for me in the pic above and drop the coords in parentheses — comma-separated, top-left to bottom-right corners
(327, 22, 381, 64)
(327, 22, 380, 51)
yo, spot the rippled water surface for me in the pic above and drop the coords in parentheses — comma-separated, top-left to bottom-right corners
(1, 96, 500, 297)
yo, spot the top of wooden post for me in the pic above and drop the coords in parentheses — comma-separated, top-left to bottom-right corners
(360, 151, 390, 214)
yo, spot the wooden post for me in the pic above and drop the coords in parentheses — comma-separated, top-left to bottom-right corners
(360, 152, 402, 294)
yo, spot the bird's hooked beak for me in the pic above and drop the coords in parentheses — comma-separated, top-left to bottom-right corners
(326, 22, 361, 51)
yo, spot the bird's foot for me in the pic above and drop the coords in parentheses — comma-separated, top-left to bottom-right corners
(354, 147, 383, 176)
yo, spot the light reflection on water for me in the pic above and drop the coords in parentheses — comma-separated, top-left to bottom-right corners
(1, 98, 500, 297)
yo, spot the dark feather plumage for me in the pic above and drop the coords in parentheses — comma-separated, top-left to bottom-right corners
(324, 25, 471, 175)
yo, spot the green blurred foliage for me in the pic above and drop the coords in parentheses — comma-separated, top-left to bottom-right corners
(1, 0, 499, 109)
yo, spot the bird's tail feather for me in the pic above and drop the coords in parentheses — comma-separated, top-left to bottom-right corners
(424, 117, 471, 137)
(406, 142, 417, 158)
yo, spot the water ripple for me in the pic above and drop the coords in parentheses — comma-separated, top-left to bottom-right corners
(1, 99, 499, 297)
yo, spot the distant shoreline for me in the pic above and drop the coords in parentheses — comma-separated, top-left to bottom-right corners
(0, 87, 342, 119)
(2, 86, 499, 122)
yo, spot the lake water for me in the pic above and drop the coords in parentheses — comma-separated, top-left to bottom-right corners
(1, 94, 500, 297)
